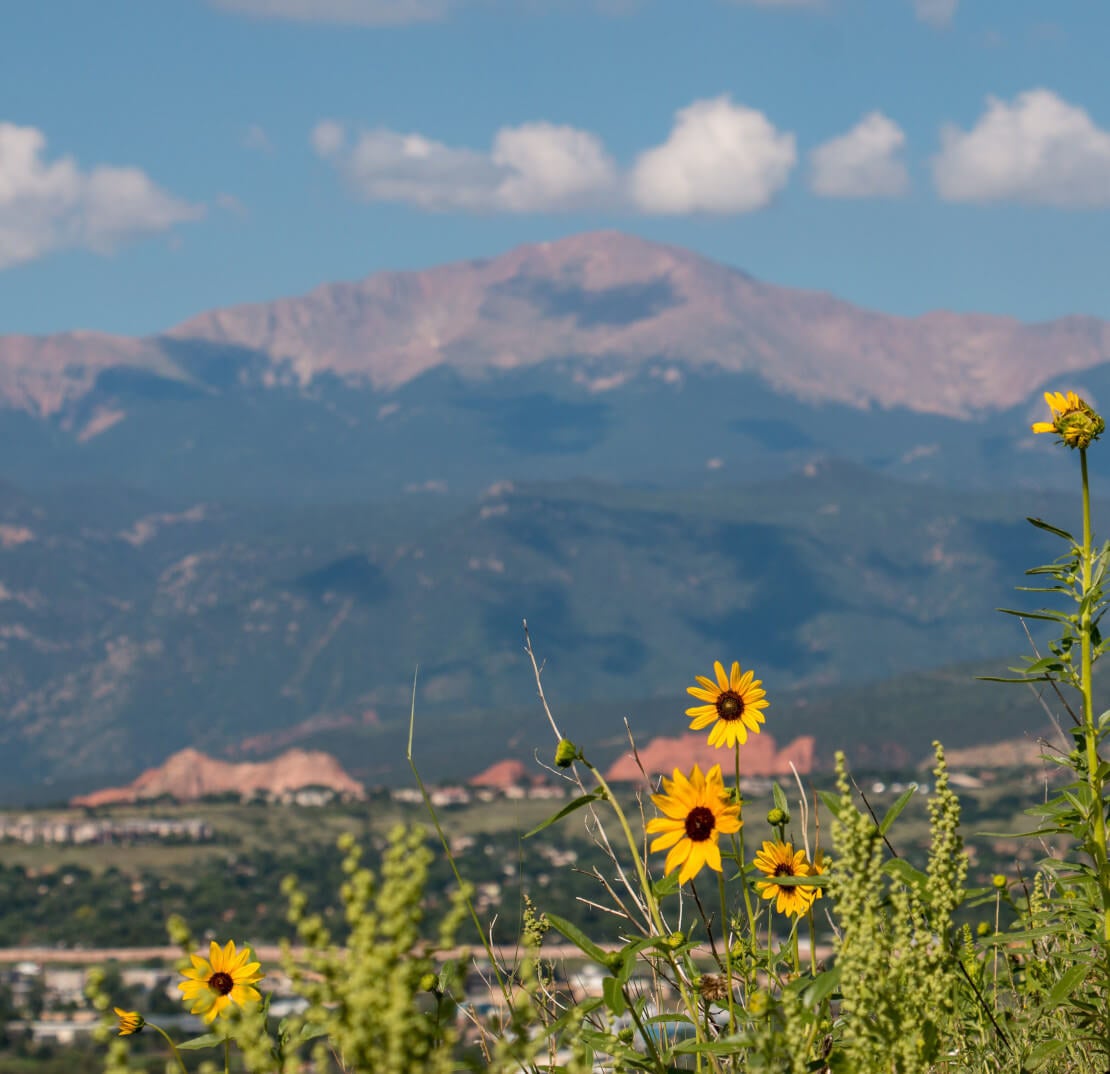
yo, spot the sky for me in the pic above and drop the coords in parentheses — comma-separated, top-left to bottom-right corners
(2, 0, 1109, 336)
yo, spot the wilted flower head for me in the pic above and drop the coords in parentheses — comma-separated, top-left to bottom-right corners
(1032, 390, 1104, 450)
(113, 1008, 144, 1036)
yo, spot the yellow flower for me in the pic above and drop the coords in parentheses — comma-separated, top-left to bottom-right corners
(646, 764, 742, 885)
(178, 939, 264, 1023)
(686, 661, 769, 748)
(801, 848, 827, 909)
(113, 1008, 144, 1036)
(753, 841, 812, 918)
(1032, 390, 1104, 449)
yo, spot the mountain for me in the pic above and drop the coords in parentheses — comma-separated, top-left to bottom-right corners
(1, 231, 1108, 500)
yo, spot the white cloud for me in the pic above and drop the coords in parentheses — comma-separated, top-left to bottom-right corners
(0, 123, 202, 270)
(315, 120, 618, 212)
(242, 123, 273, 153)
(208, 0, 451, 25)
(311, 119, 347, 158)
(314, 98, 798, 216)
(810, 112, 909, 198)
(932, 89, 1110, 207)
(629, 97, 796, 214)
(914, 0, 957, 27)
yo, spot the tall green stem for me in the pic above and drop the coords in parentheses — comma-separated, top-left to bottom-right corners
(1079, 448, 1110, 944)
(733, 745, 756, 938)
(718, 871, 736, 1035)
(149, 1024, 189, 1074)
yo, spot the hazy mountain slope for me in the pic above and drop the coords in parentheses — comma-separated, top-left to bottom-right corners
(0, 464, 1069, 792)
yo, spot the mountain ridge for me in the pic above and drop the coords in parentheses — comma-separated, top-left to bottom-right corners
(3, 231, 1109, 423)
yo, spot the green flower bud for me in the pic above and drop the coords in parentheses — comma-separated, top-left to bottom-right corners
(767, 807, 788, 826)
(991, 874, 1008, 890)
(617, 1027, 634, 1044)
(976, 921, 991, 937)
(664, 931, 685, 949)
(419, 972, 439, 993)
(747, 990, 770, 1017)
(554, 738, 580, 768)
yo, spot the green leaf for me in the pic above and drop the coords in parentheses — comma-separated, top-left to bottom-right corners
(545, 911, 613, 966)
(524, 790, 605, 838)
(817, 790, 843, 818)
(772, 782, 790, 815)
(882, 858, 928, 892)
(878, 784, 917, 834)
(177, 1033, 225, 1050)
(1047, 962, 1091, 1006)
(996, 608, 1073, 623)
(1026, 517, 1076, 542)
(601, 975, 627, 1016)
(800, 965, 841, 1008)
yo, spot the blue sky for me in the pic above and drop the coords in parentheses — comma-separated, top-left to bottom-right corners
(3, 0, 1109, 335)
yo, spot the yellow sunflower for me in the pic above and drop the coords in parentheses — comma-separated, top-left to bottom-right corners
(800, 848, 827, 910)
(113, 1008, 144, 1036)
(686, 661, 769, 748)
(1032, 390, 1104, 449)
(753, 841, 813, 918)
(646, 763, 742, 885)
(178, 939, 264, 1023)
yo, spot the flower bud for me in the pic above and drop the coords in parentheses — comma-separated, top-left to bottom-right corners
(554, 739, 580, 768)
(766, 807, 788, 826)
(991, 874, 1008, 891)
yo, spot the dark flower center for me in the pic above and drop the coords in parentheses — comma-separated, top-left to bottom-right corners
(774, 863, 796, 878)
(716, 691, 745, 722)
(208, 971, 234, 996)
(685, 806, 716, 841)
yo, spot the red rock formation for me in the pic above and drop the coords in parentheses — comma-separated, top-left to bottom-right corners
(606, 732, 815, 784)
(469, 759, 529, 788)
(71, 747, 365, 806)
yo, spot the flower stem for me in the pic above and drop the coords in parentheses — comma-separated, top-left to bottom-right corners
(806, 907, 817, 977)
(1079, 448, 1110, 945)
(149, 1024, 188, 1074)
(718, 870, 736, 1035)
(733, 745, 757, 939)
(224, 1036, 231, 1074)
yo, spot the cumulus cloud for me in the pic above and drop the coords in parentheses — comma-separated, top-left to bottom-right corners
(208, 0, 452, 25)
(932, 89, 1110, 207)
(315, 100, 797, 216)
(810, 112, 909, 198)
(629, 97, 796, 214)
(0, 123, 202, 270)
(314, 120, 619, 212)
(914, 0, 957, 27)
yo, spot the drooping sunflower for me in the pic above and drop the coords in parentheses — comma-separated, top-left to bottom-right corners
(178, 939, 264, 1023)
(113, 1008, 144, 1036)
(686, 661, 769, 748)
(1032, 390, 1104, 450)
(646, 763, 742, 885)
(753, 840, 812, 918)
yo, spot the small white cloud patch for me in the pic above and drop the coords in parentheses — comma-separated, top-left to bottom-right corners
(913, 0, 957, 27)
(932, 89, 1110, 207)
(315, 120, 618, 213)
(209, 0, 451, 26)
(810, 112, 909, 198)
(0, 122, 201, 270)
(629, 97, 796, 214)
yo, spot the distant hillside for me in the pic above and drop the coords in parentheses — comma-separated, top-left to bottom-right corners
(0, 463, 1076, 796)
